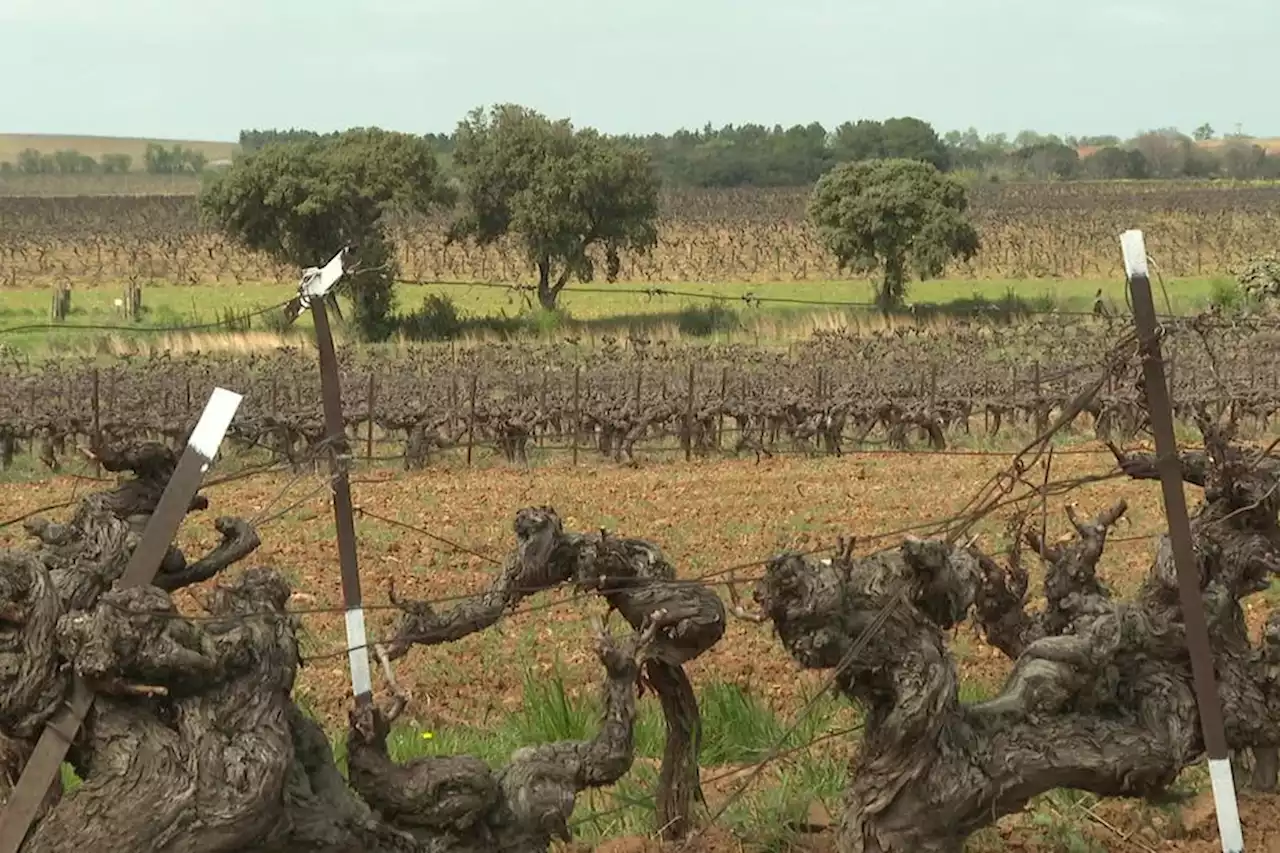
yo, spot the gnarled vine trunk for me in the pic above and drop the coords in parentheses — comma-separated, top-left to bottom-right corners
(756, 425, 1280, 853)
(384, 506, 727, 840)
(0, 445, 711, 852)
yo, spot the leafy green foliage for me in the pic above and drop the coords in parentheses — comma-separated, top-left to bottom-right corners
(1080, 146, 1149, 179)
(199, 128, 452, 340)
(448, 104, 660, 310)
(1012, 141, 1080, 179)
(808, 158, 980, 309)
(99, 153, 133, 174)
(1238, 255, 1280, 302)
(144, 142, 207, 174)
(675, 303, 739, 337)
(399, 294, 464, 341)
(831, 117, 951, 171)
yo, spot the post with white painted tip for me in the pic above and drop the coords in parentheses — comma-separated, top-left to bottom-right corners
(0, 386, 243, 853)
(282, 246, 372, 707)
(1121, 229, 1244, 853)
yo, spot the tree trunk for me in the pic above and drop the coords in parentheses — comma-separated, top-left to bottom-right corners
(878, 255, 907, 314)
(536, 259, 556, 310)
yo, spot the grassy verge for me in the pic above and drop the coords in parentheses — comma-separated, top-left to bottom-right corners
(0, 275, 1232, 357)
(58, 670, 1207, 851)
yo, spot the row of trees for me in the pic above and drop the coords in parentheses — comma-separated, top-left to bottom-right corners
(204, 105, 975, 338)
(205, 107, 661, 339)
(239, 121, 1280, 188)
(0, 142, 211, 176)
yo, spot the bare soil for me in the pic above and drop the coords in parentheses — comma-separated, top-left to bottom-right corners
(4, 447, 1277, 851)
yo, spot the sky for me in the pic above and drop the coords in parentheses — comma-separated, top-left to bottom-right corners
(1, 0, 1274, 143)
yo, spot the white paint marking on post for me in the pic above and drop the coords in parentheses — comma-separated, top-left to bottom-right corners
(1207, 758, 1245, 853)
(1119, 229, 1149, 279)
(188, 387, 244, 460)
(345, 606, 372, 696)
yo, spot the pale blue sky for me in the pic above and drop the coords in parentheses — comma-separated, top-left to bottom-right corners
(1, 0, 1273, 142)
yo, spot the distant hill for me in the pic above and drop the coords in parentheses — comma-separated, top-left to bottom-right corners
(1076, 137, 1280, 158)
(0, 133, 238, 167)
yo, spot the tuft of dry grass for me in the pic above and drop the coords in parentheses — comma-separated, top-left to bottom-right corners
(102, 329, 308, 357)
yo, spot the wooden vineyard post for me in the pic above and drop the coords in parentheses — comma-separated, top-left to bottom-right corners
(0, 387, 243, 853)
(366, 373, 376, 465)
(539, 370, 548, 448)
(466, 374, 478, 466)
(572, 366, 581, 466)
(573, 361, 583, 461)
(1122, 229, 1243, 853)
(49, 284, 70, 321)
(309, 300, 372, 709)
(91, 368, 101, 477)
(449, 375, 459, 435)
(685, 363, 696, 462)
(718, 367, 727, 452)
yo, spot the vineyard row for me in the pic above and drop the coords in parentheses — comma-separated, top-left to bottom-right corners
(5, 319, 1279, 472)
(1, 183, 1278, 287)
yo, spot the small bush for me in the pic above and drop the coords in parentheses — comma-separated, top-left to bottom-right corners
(262, 306, 294, 334)
(1238, 256, 1280, 302)
(399, 294, 464, 341)
(1208, 277, 1245, 311)
(521, 307, 571, 337)
(676, 303, 739, 337)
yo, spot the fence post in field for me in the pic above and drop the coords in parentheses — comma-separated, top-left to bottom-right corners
(366, 373, 375, 464)
(1122, 228, 1243, 853)
(50, 283, 70, 321)
(0, 387, 243, 853)
(539, 370, 548, 448)
(718, 366, 727, 452)
(685, 362, 696, 462)
(309, 298, 372, 709)
(91, 368, 101, 477)
(572, 366, 581, 466)
(450, 375, 459, 434)
(466, 374, 478, 466)
(279, 247, 372, 710)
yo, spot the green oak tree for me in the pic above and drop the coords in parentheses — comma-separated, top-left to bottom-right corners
(448, 104, 659, 311)
(808, 158, 980, 311)
(199, 127, 452, 340)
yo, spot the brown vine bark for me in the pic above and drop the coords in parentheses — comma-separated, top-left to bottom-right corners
(384, 505, 727, 841)
(756, 426, 1280, 853)
(0, 445, 699, 853)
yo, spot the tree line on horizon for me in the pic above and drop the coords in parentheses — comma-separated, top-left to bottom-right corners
(237, 118, 1280, 187)
(0, 142, 211, 177)
(5, 117, 1274, 186)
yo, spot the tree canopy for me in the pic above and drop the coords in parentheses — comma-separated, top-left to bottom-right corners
(808, 158, 980, 310)
(199, 127, 452, 340)
(448, 104, 659, 310)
